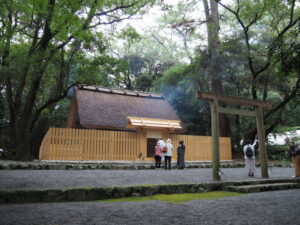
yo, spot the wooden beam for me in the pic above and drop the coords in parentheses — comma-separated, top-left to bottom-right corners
(218, 106, 256, 117)
(196, 91, 272, 109)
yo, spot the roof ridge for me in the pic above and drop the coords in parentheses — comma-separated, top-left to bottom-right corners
(77, 85, 164, 99)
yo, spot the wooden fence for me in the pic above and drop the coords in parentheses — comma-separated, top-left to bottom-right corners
(39, 128, 232, 161)
(170, 134, 231, 161)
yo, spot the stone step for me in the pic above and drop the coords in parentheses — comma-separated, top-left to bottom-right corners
(0, 182, 223, 204)
(226, 182, 300, 193)
(1, 179, 299, 204)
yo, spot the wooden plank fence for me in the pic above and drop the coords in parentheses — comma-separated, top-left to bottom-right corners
(39, 128, 232, 161)
(170, 134, 232, 161)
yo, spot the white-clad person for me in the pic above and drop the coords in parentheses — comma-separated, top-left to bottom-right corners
(158, 139, 165, 162)
(164, 138, 173, 170)
(243, 138, 258, 177)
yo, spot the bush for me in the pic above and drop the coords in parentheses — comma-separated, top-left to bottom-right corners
(266, 145, 290, 160)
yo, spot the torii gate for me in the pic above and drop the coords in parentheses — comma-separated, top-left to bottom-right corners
(196, 91, 272, 181)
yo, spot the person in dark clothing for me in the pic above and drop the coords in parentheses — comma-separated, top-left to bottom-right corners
(177, 140, 185, 169)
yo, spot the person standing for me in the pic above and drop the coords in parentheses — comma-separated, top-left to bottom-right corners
(164, 139, 173, 170)
(158, 139, 165, 162)
(292, 143, 300, 177)
(243, 139, 257, 177)
(154, 141, 162, 168)
(177, 140, 185, 169)
(285, 138, 300, 177)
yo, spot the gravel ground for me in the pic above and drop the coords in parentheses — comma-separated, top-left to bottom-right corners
(0, 167, 295, 190)
(0, 189, 299, 225)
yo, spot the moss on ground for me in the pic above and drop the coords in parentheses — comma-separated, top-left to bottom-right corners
(97, 191, 244, 204)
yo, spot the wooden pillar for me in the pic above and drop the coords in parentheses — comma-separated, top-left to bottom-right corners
(137, 129, 147, 160)
(255, 106, 269, 178)
(211, 99, 221, 181)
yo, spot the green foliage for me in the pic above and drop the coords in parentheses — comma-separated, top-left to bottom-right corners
(155, 62, 211, 134)
(267, 145, 290, 161)
(118, 26, 142, 47)
(98, 191, 244, 204)
(106, 0, 205, 91)
(1, 0, 299, 159)
(0, 0, 153, 159)
(274, 126, 300, 134)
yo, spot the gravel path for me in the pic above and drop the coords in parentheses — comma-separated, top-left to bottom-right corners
(0, 189, 299, 225)
(0, 167, 294, 190)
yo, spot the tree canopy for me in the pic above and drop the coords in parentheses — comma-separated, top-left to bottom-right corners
(0, 0, 153, 159)
(0, 0, 299, 160)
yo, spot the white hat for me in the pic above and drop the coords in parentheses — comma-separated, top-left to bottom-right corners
(166, 138, 171, 143)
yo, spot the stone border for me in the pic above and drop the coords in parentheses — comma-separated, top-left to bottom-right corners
(0, 161, 245, 170)
(226, 182, 300, 193)
(0, 160, 292, 170)
(1, 178, 299, 204)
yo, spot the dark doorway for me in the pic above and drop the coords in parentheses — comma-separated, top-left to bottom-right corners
(147, 138, 157, 158)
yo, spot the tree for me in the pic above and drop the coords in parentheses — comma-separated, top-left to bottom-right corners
(154, 0, 299, 153)
(155, 60, 212, 134)
(218, 0, 300, 139)
(201, 0, 232, 137)
(108, 22, 188, 91)
(0, 0, 153, 160)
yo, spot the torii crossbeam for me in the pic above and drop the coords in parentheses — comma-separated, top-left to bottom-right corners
(196, 91, 272, 181)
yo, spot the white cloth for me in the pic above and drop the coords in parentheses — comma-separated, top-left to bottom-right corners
(243, 139, 257, 160)
(243, 140, 257, 175)
(245, 157, 255, 175)
(158, 140, 165, 148)
(158, 140, 166, 161)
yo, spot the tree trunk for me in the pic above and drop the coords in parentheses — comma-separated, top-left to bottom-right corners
(202, 0, 231, 137)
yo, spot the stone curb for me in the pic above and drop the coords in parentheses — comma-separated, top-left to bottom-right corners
(1, 178, 299, 204)
(226, 182, 300, 193)
(0, 162, 247, 170)
(0, 163, 292, 170)
(0, 159, 292, 170)
(0, 183, 222, 204)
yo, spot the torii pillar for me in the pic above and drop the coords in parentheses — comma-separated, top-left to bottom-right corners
(196, 91, 272, 181)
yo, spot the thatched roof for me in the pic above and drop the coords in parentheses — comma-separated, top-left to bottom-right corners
(74, 85, 184, 131)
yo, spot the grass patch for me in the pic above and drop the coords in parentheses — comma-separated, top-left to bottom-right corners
(97, 191, 244, 204)
(63, 187, 94, 190)
(154, 191, 243, 204)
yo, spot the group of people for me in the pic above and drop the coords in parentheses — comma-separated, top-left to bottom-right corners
(154, 138, 185, 170)
(152, 136, 299, 177)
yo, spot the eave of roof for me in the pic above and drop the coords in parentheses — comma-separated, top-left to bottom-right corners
(77, 85, 164, 99)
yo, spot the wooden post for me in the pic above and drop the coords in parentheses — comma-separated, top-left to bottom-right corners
(196, 91, 272, 180)
(211, 99, 221, 181)
(255, 106, 269, 178)
(137, 129, 147, 160)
